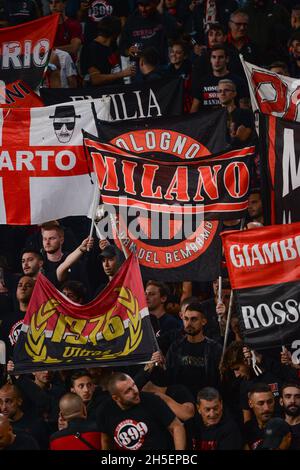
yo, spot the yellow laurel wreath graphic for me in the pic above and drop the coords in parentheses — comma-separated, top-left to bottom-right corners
(25, 299, 62, 364)
(25, 289, 143, 364)
(94, 287, 143, 360)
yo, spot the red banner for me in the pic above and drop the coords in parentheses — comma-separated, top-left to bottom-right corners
(13, 254, 157, 373)
(222, 222, 300, 290)
(0, 80, 44, 108)
(0, 98, 110, 225)
(222, 222, 300, 350)
(0, 14, 59, 91)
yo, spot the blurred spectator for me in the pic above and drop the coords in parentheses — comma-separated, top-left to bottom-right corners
(119, 0, 178, 65)
(3, 0, 40, 25)
(167, 39, 193, 112)
(49, 0, 83, 61)
(61, 280, 87, 304)
(82, 15, 135, 86)
(0, 276, 35, 360)
(50, 393, 102, 450)
(242, 0, 290, 65)
(145, 280, 181, 335)
(291, 3, 300, 31)
(288, 31, 300, 77)
(77, 0, 130, 44)
(178, 0, 238, 44)
(55, 49, 78, 88)
(138, 46, 163, 81)
(157, 0, 184, 30)
(0, 414, 39, 450)
(269, 60, 290, 76)
(191, 23, 227, 83)
(259, 417, 292, 450)
(217, 78, 255, 147)
(280, 383, 300, 449)
(0, 382, 49, 448)
(227, 9, 261, 78)
(247, 189, 264, 225)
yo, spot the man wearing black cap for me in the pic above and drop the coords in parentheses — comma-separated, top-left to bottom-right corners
(259, 417, 292, 450)
(99, 244, 119, 283)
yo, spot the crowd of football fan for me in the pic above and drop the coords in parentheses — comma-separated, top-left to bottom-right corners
(0, 0, 300, 452)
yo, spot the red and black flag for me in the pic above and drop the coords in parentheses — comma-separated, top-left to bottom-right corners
(259, 114, 300, 224)
(13, 254, 158, 374)
(0, 80, 44, 108)
(222, 223, 300, 351)
(0, 14, 59, 91)
(84, 110, 254, 281)
(241, 58, 300, 224)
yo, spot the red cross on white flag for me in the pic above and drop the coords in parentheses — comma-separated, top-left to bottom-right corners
(0, 98, 110, 224)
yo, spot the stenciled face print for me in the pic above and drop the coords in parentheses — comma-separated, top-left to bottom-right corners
(49, 105, 81, 144)
(53, 117, 76, 143)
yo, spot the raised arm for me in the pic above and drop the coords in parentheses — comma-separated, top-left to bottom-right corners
(56, 237, 94, 283)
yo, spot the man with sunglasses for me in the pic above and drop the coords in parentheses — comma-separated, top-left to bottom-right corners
(217, 78, 255, 147)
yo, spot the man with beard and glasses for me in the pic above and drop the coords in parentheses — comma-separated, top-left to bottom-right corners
(96, 372, 186, 450)
(280, 383, 300, 449)
(164, 302, 222, 399)
(242, 383, 275, 450)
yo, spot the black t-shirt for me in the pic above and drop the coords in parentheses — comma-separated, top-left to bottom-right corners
(83, 0, 130, 44)
(12, 413, 50, 450)
(290, 422, 300, 450)
(166, 340, 207, 398)
(242, 418, 264, 450)
(227, 107, 255, 147)
(4, 0, 37, 25)
(0, 309, 25, 360)
(82, 41, 122, 84)
(191, 410, 243, 450)
(42, 253, 89, 291)
(96, 392, 175, 450)
(192, 72, 248, 108)
(5, 431, 39, 450)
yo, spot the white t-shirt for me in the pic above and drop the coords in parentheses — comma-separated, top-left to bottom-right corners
(55, 49, 78, 88)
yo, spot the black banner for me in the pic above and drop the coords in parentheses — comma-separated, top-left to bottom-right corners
(222, 223, 300, 352)
(260, 114, 300, 224)
(86, 138, 254, 220)
(84, 110, 243, 281)
(40, 77, 184, 121)
(235, 282, 300, 350)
